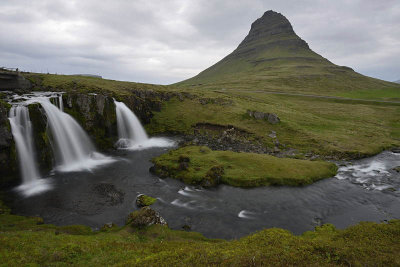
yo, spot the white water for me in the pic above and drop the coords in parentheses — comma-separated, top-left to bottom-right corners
(8, 106, 51, 196)
(335, 151, 400, 192)
(114, 100, 175, 150)
(37, 98, 115, 172)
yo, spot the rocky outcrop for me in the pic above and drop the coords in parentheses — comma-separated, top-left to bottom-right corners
(63, 93, 118, 150)
(247, 110, 280, 124)
(28, 103, 54, 174)
(0, 71, 31, 91)
(189, 123, 271, 154)
(0, 100, 18, 187)
(126, 206, 167, 228)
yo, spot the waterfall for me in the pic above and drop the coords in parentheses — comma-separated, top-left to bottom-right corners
(114, 100, 148, 148)
(114, 100, 174, 150)
(9, 106, 51, 196)
(58, 94, 63, 111)
(37, 97, 115, 172)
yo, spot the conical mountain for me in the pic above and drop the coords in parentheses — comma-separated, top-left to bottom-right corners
(177, 11, 399, 95)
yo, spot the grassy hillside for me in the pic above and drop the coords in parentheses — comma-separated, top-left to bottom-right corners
(147, 91, 400, 158)
(176, 11, 400, 100)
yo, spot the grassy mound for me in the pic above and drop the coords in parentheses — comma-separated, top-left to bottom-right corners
(152, 146, 337, 187)
(1, 211, 399, 266)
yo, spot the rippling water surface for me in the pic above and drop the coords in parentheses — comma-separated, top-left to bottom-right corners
(7, 147, 400, 239)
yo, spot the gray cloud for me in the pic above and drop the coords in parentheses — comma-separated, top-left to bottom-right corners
(0, 0, 399, 84)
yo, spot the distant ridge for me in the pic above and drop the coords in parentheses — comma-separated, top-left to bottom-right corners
(177, 10, 399, 94)
(394, 80, 400, 84)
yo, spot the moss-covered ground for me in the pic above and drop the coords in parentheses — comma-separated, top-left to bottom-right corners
(152, 146, 337, 187)
(1, 208, 399, 266)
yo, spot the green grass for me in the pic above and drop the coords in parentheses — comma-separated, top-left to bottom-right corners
(152, 146, 337, 187)
(1, 212, 399, 266)
(147, 91, 400, 158)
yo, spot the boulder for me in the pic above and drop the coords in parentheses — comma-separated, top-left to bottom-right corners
(136, 194, 157, 207)
(126, 206, 167, 228)
(247, 110, 280, 124)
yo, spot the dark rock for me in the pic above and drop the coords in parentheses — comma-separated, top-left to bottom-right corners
(391, 147, 400, 153)
(0, 100, 18, 187)
(247, 110, 280, 124)
(0, 71, 32, 91)
(179, 161, 189, 171)
(393, 166, 400, 173)
(178, 156, 190, 163)
(126, 206, 167, 228)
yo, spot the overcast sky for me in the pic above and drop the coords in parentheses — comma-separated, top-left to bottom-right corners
(1, 0, 399, 84)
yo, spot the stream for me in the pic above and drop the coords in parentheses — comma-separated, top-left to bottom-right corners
(6, 146, 400, 239)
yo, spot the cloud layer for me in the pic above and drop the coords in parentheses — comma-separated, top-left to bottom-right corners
(1, 0, 399, 84)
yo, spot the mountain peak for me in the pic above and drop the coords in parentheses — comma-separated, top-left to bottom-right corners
(235, 10, 309, 58)
(177, 10, 352, 87)
(252, 10, 293, 34)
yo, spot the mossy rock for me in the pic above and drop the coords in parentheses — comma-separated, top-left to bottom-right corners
(136, 194, 157, 207)
(126, 207, 167, 228)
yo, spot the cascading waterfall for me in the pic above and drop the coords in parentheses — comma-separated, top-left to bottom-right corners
(114, 100, 174, 150)
(8, 105, 51, 196)
(37, 97, 115, 172)
(115, 100, 148, 147)
(8, 92, 116, 196)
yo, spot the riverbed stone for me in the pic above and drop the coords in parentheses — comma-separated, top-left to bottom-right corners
(92, 183, 125, 205)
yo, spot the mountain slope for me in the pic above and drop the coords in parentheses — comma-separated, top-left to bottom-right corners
(177, 11, 400, 98)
